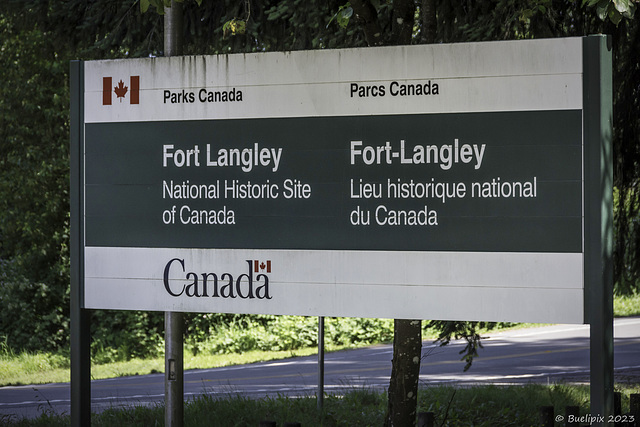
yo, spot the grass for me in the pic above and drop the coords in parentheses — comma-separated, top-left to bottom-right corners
(614, 292, 640, 317)
(2, 384, 639, 426)
(0, 352, 69, 386)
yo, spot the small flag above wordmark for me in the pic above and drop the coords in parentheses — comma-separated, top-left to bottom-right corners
(254, 260, 272, 273)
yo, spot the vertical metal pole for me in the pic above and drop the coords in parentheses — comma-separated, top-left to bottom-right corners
(318, 316, 325, 412)
(164, 0, 183, 57)
(70, 60, 92, 427)
(164, 3, 184, 427)
(583, 35, 613, 427)
(165, 312, 184, 427)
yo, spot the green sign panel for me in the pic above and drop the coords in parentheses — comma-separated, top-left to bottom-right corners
(85, 110, 582, 252)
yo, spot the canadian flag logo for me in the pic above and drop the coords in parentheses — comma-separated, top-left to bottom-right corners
(102, 76, 140, 105)
(253, 260, 272, 273)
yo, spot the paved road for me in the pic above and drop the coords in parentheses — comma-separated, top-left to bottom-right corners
(1, 317, 639, 421)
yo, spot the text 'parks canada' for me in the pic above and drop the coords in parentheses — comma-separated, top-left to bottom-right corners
(163, 88, 243, 104)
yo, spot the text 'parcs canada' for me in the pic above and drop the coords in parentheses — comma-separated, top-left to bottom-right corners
(350, 81, 439, 98)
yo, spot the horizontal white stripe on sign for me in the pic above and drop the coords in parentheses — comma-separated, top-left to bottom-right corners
(84, 247, 584, 323)
(84, 38, 583, 123)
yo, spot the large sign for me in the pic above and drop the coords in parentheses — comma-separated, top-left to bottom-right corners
(73, 38, 608, 323)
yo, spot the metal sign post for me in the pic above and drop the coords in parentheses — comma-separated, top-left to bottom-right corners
(318, 316, 325, 412)
(164, 2, 184, 427)
(584, 35, 614, 427)
(70, 60, 91, 427)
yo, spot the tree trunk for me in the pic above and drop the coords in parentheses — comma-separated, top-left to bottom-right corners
(348, 2, 428, 425)
(385, 319, 422, 427)
(421, 0, 436, 44)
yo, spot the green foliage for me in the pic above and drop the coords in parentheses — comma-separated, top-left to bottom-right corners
(0, 350, 68, 382)
(2, 0, 164, 58)
(328, 2, 354, 29)
(4, 384, 637, 426)
(87, 391, 384, 427)
(614, 185, 640, 293)
(0, 5, 71, 354)
(184, 315, 393, 356)
(222, 17, 247, 37)
(426, 320, 495, 371)
(327, 316, 394, 346)
(0, 18, 70, 244)
(613, 291, 640, 316)
(140, 0, 171, 14)
(612, 20, 640, 294)
(0, 261, 69, 351)
(584, 0, 637, 25)
(90, 310, 165, 362)
(418, 384, 592, 427)
(432, 0, 568, 42)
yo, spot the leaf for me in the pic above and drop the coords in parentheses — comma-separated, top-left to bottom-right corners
(327, 2, 352, 29)
(596, 0, 611, 20)
(114, 80, 128, 99)
(223, 18, 247, 37)
(337, 6, 353, 28)
(609, 7, 624, 24)
(140, 0, 150, 13)
(519, 9, 534, 22)
(234, 20, 246, 35)
(613, 0, 630, 14)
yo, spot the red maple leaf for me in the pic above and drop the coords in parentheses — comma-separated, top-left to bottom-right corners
(114, 80, 128, 101)
(260, 262, 266, 271)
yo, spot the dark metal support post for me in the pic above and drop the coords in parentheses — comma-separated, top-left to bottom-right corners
(70, 60, 92, 427)
(318, 316, 325, 412)
(165, 311, 184, 427)
(164, 2, 184, 426)
(583, 35, 614, 427)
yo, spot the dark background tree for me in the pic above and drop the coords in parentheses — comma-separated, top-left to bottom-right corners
(1, 11, 71, 351)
